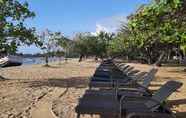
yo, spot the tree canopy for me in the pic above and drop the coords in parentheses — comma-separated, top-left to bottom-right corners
(0, 0, 42, 54)
(2, 0, 186, 65)
(114, 0, 186, 64)
(73, 32, 114, 61)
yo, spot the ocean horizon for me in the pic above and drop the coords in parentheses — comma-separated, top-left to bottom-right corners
(22, 57, 64, 65)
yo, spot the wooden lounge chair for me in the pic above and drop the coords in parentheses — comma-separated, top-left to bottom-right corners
(75, 81, 182, 118)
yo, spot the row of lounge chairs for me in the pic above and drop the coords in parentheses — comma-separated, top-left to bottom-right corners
(75, 60, 183, 118)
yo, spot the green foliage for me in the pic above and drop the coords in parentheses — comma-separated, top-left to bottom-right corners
(73, 32, 114, 60)
(113, 0, 186, 64)
(40, 31, 73, 58)
(109, 33, 128, 56)
(128, 0, 186, 45)
(59, 0, 186, 63)
(0, 0, 41, 54)
(56, 33, 75, 58)
(181, 45, 186, 56)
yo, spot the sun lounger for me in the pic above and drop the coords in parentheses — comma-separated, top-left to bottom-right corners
(127, 69, 140, 76)
(75, 81, 182, 118)
(123, 66, 134, 74)
(87, 68, 158, 98)
(89, 74, 138, 89)
(120, 80, 182, 118)
(76, 90, 120, 118)
(98, 62, 127, 71)
(118, 67, 158, 88)
(91, 65, 131, 80)
(89, 67, 157, 89)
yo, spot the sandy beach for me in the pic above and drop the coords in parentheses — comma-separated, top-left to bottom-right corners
(0, 59, 186, 118)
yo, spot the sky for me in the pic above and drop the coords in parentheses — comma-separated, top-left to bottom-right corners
(18, 0, 150, 54)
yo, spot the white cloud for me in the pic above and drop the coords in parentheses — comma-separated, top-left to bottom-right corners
(91, 24, 109, 36)
(96, 24, 109, 33)
(90, 15, 127, 36)
(96, 15, 127, 33)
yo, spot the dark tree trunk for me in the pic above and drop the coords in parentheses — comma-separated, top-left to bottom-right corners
(58, 56, 62, 65)
(154, 52, 165, 66)
(95, 56, 98, 61)
(145, 48, 153, 64)
(0, 75, 5, 80)
(183, 56, 186, 66)
(167, 49, 171, 61)
(177, 49, 184, 64)
(79, 54, 84, 62)
(45, 54, 49, 66)
(65, 58, 68, 63)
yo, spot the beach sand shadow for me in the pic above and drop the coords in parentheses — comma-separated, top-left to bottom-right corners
(166, 68, 186, 76)
(175, 112, 186, 118)
(168, 99, 186, 118)
(21, 76, 90, 88)
(168, 99, 186, 107)
(161, 64, 184, 67)
(42, 65, 63, 68)
(0, 75, 6, 80)
(149, 83, 163, 87)
(155, 76, 184, 81)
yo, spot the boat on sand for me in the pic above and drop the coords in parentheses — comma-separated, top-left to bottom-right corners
(0, 55, 22, 67)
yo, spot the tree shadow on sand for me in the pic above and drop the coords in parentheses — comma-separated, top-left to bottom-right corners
(42, 64, 63, 69)
(150, 83, 163, 87)
(168, 99, 186, 118)
(161, 64, 185, 67)
(155, 76, 184, 81)
(20, 76, 90, 88)
(0, 75, 7, 81)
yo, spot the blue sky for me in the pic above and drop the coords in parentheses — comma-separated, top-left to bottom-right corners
(18, 0, 150, 54)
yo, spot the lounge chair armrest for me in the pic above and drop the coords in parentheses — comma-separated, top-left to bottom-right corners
(119, 88, 150, 96)
(120, 95, 161, 106)
(126, 112, 175, 118)
(120, 95, 146, 102)
(136, 84, 149, 91)
(119, 81, 150, 94)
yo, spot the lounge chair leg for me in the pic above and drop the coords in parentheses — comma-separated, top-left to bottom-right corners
(89, 85, 92, 90)
(77, 113, 80, 118)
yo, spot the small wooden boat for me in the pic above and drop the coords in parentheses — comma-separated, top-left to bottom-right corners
(0, 55, 22, 67)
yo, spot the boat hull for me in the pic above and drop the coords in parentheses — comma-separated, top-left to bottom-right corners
(1, 61, 22, 67)
(0, 55, 22, 68)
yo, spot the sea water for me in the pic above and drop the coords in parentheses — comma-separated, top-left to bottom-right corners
(22, 57, 63, 65)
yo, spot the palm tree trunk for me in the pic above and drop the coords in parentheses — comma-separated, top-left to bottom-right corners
(45, 54, 49, 66)
(154, 52, 165, 66)
(79, 54, 83, 62)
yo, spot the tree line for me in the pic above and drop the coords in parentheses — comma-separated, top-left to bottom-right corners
(1, 0, 186, 66)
